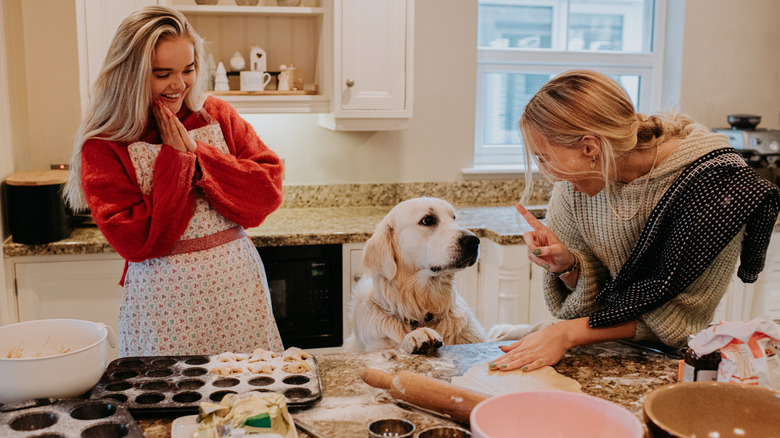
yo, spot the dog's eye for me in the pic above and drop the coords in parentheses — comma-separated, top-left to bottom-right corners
(419, 215, 437, 226)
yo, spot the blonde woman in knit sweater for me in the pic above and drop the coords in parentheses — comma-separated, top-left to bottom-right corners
(490, 70, 780, 372)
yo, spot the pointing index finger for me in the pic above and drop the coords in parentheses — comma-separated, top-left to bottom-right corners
(515, 202, 546, 231)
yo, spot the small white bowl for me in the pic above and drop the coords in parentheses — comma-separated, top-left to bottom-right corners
(470, 391, 643, 438)
(0, 319, 116, 404)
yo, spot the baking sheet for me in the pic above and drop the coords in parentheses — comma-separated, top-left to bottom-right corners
(0, 398, 143, 437)
(89, 353, 322, 415)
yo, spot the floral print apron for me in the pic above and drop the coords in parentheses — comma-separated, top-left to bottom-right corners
(117, 121, 284, 357)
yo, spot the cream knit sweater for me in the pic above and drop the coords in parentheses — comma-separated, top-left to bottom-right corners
(543, 123, 742, 348)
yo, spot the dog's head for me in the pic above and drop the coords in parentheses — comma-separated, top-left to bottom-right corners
(363, 197, 480, 280)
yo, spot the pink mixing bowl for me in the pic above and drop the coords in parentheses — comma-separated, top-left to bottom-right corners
(470, 391, 643, 438)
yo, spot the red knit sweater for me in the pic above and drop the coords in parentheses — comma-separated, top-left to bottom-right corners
(81, 96, 283, 265)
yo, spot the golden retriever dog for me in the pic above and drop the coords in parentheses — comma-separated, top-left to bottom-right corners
(343, 197, 487, 354)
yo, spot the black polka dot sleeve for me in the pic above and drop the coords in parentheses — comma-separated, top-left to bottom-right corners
(589, 148, 780, 328)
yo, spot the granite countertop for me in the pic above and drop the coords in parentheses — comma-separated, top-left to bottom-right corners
(137, 341, 679, 437)
(2, 205, 543, 258)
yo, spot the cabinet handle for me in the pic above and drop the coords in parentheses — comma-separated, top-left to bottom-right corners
(345, 78, 355, 88)
(353, 273, 362, 283)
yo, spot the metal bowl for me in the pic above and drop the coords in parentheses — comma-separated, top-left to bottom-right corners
(727, 114, 761, 130)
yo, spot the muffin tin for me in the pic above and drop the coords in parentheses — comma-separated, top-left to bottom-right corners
(88, 354, 322, 415)
(0, 398, 143, 438)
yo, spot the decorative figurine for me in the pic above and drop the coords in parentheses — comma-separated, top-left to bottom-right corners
(214, 62, 230, 91)
(229, 51, 246, 72)
(277, 64, 290, 91)
(250, 46, 267, 73)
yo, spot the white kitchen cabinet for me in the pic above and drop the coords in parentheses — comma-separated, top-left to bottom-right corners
(740, 231, 780, 320)
(3, 254, 125, 360)
(318, 0, 415, 131)
(75, 0, 159, 114)
(166, 0, 329, 114)
(77, 0, 414, 127)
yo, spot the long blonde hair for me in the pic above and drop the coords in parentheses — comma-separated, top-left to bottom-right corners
(64, 5, 205, 211)
(518, 69, 693, 202)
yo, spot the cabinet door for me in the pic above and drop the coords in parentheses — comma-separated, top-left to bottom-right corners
(528, 263, 553, 324)
(746, 232, 780, 319)
(477, 242, 534, 328)
(342, 242, 366, 338)
(14, 257, 125, 359)
(76, 0, 158, 111)
(321, 0, 414, 130)
(454, 260, 480, 318)
(337, 0, 410, 112)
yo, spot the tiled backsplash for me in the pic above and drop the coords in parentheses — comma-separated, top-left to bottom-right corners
(280, 178, 553, 208)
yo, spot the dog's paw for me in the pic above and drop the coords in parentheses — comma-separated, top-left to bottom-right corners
(399, 328, 444, 355)
(486, 323, 531, 341)
(487, 319, 559, 341)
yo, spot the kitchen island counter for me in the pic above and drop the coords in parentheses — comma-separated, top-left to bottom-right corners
(138, 340, 678, 437)
(3, 205, 544, 257)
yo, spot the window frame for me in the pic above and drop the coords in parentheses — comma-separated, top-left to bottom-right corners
(471, 0, 669, 170)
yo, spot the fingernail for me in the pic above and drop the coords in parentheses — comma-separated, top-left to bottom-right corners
(488, 362, 496, 369)
(532, 248, 541, 256)
(521, 366, 528, 371)
(542, 263, 549, 271)
(498, 364, 507, 369)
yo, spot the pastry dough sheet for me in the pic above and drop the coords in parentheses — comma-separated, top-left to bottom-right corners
(451, 361, 582, 395)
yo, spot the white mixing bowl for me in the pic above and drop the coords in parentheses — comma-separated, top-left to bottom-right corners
(0, 319, 116, 404)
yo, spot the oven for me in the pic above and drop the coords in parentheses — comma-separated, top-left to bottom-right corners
(712, 127, 780, 186)
(256, 244, 343, 349)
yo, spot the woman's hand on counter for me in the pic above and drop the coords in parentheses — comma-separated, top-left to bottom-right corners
(491, 317, 638, 372)
(491, 320, 573, 372)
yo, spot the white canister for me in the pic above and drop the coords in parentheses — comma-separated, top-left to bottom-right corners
(240, 71, 272, 91)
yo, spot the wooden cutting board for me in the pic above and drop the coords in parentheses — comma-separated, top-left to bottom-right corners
(6, 170, 69, 186)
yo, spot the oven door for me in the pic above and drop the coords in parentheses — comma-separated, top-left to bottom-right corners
(257, 244, 343, 349)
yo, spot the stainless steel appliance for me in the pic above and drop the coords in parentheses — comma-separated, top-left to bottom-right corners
(712, 122, 780, 185)
(256, 244, 343, 349)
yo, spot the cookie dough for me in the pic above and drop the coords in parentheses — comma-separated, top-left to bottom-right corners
(249, 349, 278, 363)
(211, 364, 245, 376)
(282, 359, 311, 374)
(215, 352, 245, 362)
(282, 347, 310, 362)
(247, 361, 275, 375)
(451, 361, 582, 395)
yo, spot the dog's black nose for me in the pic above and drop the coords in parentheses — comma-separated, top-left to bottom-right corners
(459, 234, 480, 251)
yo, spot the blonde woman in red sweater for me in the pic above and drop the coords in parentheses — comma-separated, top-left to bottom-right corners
(64, 6, 284, 357)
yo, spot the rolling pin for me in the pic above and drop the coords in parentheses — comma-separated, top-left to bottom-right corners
(361, 368, 490, 424)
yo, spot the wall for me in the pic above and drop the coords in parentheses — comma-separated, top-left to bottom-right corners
(679, 0, 780, 129)
(0, 0, 13, 292)
(3, 0, 780, 186)
(5, 0, 82, 171)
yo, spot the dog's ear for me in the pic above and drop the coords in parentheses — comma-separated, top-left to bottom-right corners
(363, 222, 397, 280)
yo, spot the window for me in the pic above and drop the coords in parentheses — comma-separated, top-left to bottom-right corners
(473, 0, 672, 169)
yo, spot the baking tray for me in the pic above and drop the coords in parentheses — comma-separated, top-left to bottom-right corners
(0, 398, 143, 437)
(88, 353, 322, 415)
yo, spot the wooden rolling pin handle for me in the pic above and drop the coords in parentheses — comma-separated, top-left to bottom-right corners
(361, 368, 394, 390)
(361, 368, 489, 424)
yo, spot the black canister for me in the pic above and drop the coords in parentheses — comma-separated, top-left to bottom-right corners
(5, 170, 73, 244)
